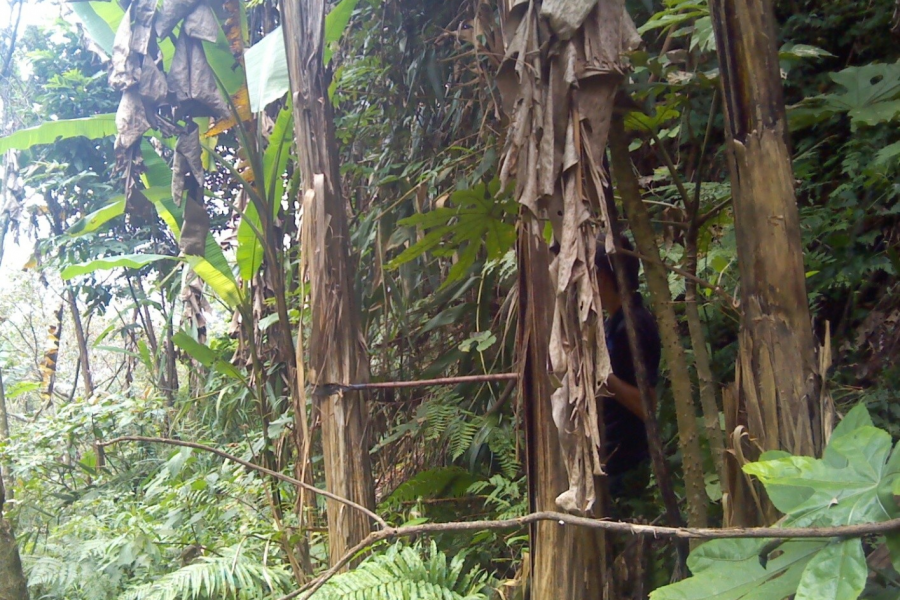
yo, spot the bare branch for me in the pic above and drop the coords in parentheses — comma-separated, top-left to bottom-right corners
(98, 435, 388, 529)
(281, 512, 900, 600)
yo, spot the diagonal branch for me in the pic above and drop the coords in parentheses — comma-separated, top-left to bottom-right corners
(98, 435, 388, 529)
(280, 511, 900, 600)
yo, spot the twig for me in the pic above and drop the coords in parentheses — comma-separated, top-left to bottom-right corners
(312, 373, 518, 396)
(98, 435, 388, 529)
(280, 512, 900, 600)
(617, 247, 739, 310)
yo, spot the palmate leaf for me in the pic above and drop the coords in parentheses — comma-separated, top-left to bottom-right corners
(812, 62, 900, 128)
(794, 538, 866, 600)
(650, 539, 827, 600)
(388, 179, 517, 290)
(652, 404, 899, 600)
(743, 407, 900, 529)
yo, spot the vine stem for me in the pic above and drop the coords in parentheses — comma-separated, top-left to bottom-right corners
(280, 512, 900, 600)
(104, 435, 900, 600)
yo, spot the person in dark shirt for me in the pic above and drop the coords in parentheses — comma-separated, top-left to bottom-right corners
(594, 236, 661, 490)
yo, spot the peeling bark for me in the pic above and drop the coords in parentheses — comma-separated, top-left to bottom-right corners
(710, 0, 833, 526)
(281, 0, 376, 567)
(518, 221, 609, 598)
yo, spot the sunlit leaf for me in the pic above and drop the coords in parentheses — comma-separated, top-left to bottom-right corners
(0, 114, 117, 153)
(794, 538, 866, 600)
(60, 254, 175, 280)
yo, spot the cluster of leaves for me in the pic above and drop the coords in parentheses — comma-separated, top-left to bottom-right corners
(653, 403, 900, 600)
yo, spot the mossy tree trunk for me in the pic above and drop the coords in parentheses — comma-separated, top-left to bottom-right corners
(710, 0, 831, 526)
(0, 368, 28, 600)
(280, 0, 376, 566)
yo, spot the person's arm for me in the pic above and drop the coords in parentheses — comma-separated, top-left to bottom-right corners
(606, 373, 654, 422)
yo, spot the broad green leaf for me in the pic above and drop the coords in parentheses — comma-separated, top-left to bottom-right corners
(887, 532, 900, 574)
(244, 0, 359, 111)
(71, 2, 118, 55)
(141, 140, 174, 189)
(795, 538, 866, 600)
(824, 62, 900, 127)
(6, 381, 40, 399)
(236, 200, 264, 282)
(323, 0, 360, 64)
(650, 539, 826, 600)
(262, 101, 293, 210)
(244, 26, 289, 113)
(824, 403, 873, 467)
(186, 256, 242, 308)
(744, 425, 900, 527)
(779, 43, 834, 62)
(61, 254, 174, 280)
(173, 331, 242, 380)
(66, 197, 127, 236)
(0, 114, 117, 153)
(141, 181, 240, 307)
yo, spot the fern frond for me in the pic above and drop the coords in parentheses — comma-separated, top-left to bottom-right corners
(309, 541, 491, 600)
(119, 544, 292, 600)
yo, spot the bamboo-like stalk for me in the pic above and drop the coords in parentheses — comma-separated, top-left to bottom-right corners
(609, 118, 708, 531)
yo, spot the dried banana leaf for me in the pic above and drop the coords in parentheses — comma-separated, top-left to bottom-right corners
(168, 30, 230, 118)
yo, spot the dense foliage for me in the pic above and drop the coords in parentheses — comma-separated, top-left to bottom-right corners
(0, 0, 899, 598)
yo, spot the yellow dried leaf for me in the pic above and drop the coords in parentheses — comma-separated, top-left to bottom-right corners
(206, 86, 252, 137)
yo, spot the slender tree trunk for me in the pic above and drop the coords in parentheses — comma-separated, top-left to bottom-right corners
(710, 0, 831, 525)
(0, 365, 28, 600)
(518, 223, 608, 598)
(683, 233, 729, 498)
(281, 0, 376, 567)
(65, 287, 93, 398)
(609, 118, 707, 531)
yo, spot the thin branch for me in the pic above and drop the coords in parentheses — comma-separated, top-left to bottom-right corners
(312, 372, 518, 396)
(280, 511, 900, 600)
(98, 435, 388, 529)
(618, 247, 739, 310)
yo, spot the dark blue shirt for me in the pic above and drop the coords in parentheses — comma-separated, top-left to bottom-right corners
(603, 294, 661, 476)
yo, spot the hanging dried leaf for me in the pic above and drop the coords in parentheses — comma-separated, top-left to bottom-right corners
(540, 0, 596, 40)
(110, 9, 141, 90)
(168, 30, 230, 118)
(172, 126, 209, 256)
(499, 0, 640, 514)
(183, 1, 220, 43)
(114, 89, 151, 155)
(156, 0, 203, 40)
(138, 57, 169, 107)
(130, 0, 158, 55)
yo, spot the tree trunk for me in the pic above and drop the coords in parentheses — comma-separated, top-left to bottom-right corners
(0, 367, 28, 600)
(710, 0, 831, 526)
(280, 0, 376, 566)
(499, 1, 642, 596)
(609, 118, 708, 531)
(0, 519, 29, 600)
(518, 223, 609, 598)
